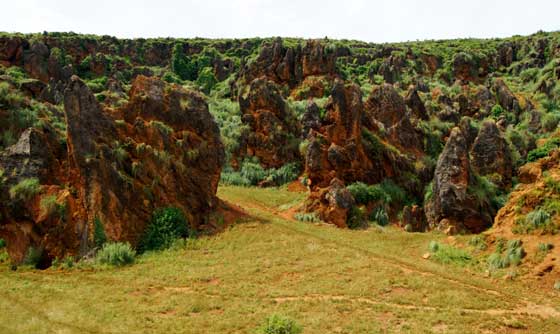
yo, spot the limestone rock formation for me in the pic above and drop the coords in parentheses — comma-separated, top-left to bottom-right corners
(237, 78, 301, 168)
(0, 75, 224, 263)
(493, 78, 520, 113)
(425, 127, 494, 233)
(470, 120, 513, 187)
(364, 84, 423, 153)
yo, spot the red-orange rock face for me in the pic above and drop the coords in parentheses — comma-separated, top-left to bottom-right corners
(236, 78, 301, 168)
(303, 80, 417, 226)
(238, 38, 338, 95)
(0, 75, 224, 263)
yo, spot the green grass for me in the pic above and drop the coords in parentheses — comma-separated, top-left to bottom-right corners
(0, 186, 559, 333)
(9, 178, 41, 201)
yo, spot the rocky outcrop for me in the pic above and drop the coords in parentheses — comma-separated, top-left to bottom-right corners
(453, 52, 478, 82)
(402, 205, 426, 232)
(378, 54, 405, 84)
(0, 36, 26, 65)
(301, 101, 321, 138)
(305, 178, 355, 227)
(23, 41, 50, 82)
(236, 78, 301, 168)
(404, 86, 428, 120)
(364, 84, 423, 153)
(425, 127, 494, 233)
(239, 38, 338, 91)
(470, 120, 513, 187)
(0, 75, 224, 263)
(303, 80, 417, 226)
(493, 78, 520, 113)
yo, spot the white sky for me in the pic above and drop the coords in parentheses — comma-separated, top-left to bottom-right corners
(2, 0, 559, 43)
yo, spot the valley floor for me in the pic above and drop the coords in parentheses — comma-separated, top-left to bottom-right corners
(1, 186, 559, 333)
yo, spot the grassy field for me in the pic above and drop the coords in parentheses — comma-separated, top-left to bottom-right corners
(1, 185, 559, 333)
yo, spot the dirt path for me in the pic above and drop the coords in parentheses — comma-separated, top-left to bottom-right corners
(226, 197, 560, 319)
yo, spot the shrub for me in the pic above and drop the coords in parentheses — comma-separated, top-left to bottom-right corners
(487, 239, 525, 270)
(196, 67, 217, 94)
(538, 242, 553, 252)
(513, 208, 557, 234)
(369, 207, 389, 226)
(294, 212, 321, 223)
(423, 181, 434, 204)
(140, 207, 189, 252)
(468, 235, 487, 251)
(96, 242, 135, 267)
(220, 160, 300, 187)
(346, 182, 390, 205)
(468, 174, 504, 211)
(257, 314, 302, 334)
(23, 246, 43, 268)
(541, 112, 560, 132)
(491, 104, 504, 118)
(0, 239, 6, 248)
(429, 241, 472, 266)
(346, 206, 367, 229)
(527, 137, 560, 162)
(9, 178, 41, 201)
(40, 195, 65, 218)
(93, 217, 107, 248)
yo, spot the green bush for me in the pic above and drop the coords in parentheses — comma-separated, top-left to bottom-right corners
(346, 206, 367, 229)
(513, 208, 557, 234)
(487, 239, 525, 270)
(93, 217, 107, 248)
(196, 67, 217, 93)
(220, 159, 300, 187)
(429, 241, 472, 266)
(541, 112, 560, 132)
(257, 314, 302, 334)
(527, 138, 560, 162)
(346, 182, 390, 205)
(0, 239, 6, 248)
(96, 242, 135, 267)
(140, 207, 189, 252)
(468, 235, 487, 251)
(294, 212, 321, 223)
(491, 104, 505, 118)
(369, 207, 389, 226)
(468, 174, 504, 211)
(23, 246, 43, 268)
(9, 178, 41, 201)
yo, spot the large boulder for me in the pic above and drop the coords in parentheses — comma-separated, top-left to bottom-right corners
(304, 178, 355, 228)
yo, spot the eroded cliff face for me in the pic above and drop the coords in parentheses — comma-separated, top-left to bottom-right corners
(0, 75, 224, 263)
(1, 31, 560, 241)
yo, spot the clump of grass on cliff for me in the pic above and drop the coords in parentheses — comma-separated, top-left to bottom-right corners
(9, 178, 41, 202)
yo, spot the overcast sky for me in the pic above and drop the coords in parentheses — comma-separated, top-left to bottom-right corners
(2, 0, 559, 43)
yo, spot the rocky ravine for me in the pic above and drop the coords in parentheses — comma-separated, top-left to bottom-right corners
(1, 32, 560, 268)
